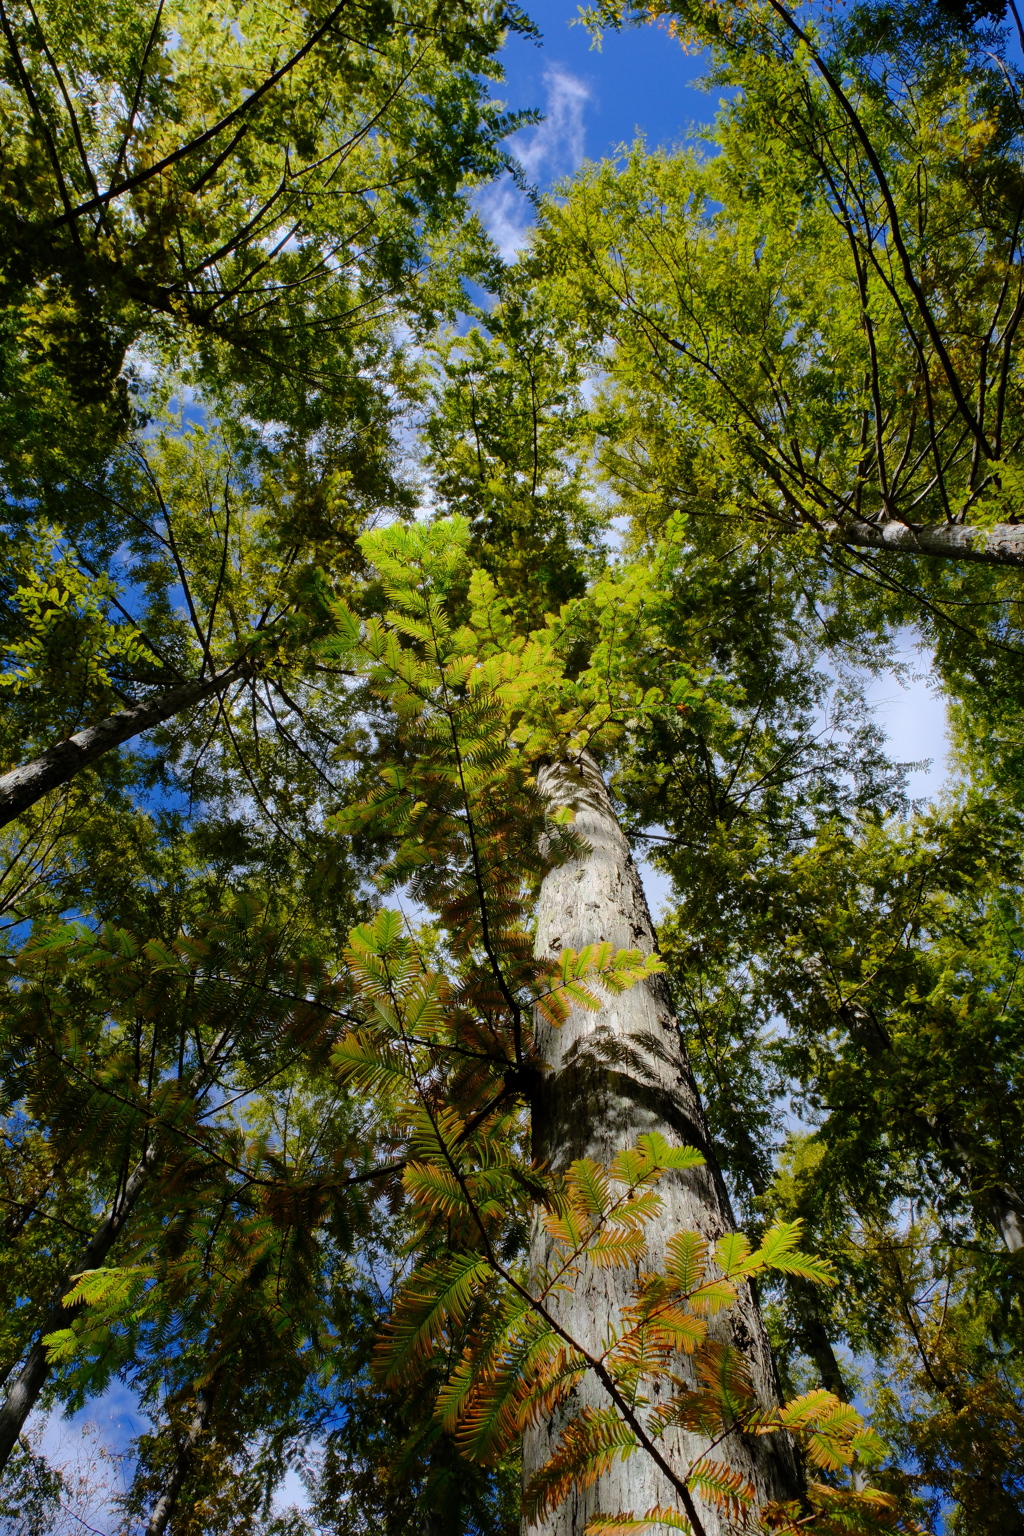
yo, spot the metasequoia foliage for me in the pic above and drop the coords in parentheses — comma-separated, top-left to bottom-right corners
(565, 0, 1024, 562)
(324, 517, 715, 1097)
(303, 523, 919, 1535)
(331, 899, 904, 1536)
(0, 0, 532, 858)
(0, 0, 526, 478)
(0, 414, 383, 832)
(0, 892, 386, 1478)
(344, 922, 910, 1536)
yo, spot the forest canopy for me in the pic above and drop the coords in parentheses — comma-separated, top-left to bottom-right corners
(1, 0, 1023, 1533)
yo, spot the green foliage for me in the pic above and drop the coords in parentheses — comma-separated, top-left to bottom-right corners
(568, 0, 1024, 540)
(7, 0, 1024, 1527)
(0, 523, 150, 720)
(0, 0, 527, 479)
(0, 1432, 67, 1536)
(421, 285, 603, 628)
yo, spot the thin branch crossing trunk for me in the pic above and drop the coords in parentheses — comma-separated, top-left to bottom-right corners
(0, 1143, 160, 1473)
(0, 660, 251, 830)
(525, 755, 799, 1536)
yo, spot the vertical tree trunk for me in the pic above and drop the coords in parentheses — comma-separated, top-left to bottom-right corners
(524, 754, 800, 1536)
(145, 1383, 216, 1536)
(0, 1143, 159, 1474)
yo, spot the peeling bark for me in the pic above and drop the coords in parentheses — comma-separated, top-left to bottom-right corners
(524, 754, 800, 1536)
(829, 517, 1024, 567)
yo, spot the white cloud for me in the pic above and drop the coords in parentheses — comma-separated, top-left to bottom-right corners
(863, 646, 949, 801)
(515, 66, 589, 183)
(478, 67, 591, 261)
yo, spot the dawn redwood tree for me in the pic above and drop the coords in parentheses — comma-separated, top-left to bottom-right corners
(9, 2, 1024, 1530)
(320, 525, 888, 1536)
(528, 754, 801, 1531)
(556, 0, 1024, 569)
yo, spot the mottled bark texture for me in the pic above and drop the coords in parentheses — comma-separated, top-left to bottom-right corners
(829, 517, 1024, 567)
(0, 660, 251, 830)
(524, 755, 799, 1536)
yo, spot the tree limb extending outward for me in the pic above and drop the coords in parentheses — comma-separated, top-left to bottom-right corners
(0, 1141, 160, 1473)
(49, 0, 355, 225)
(0, 660, 253, 830)
(831, 518, 1024, 567)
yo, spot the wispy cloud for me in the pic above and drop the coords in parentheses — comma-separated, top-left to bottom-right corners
(478, 66, 590, 261)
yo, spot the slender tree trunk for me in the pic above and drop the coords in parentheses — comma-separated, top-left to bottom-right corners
(932, 1117, 1024, 1254)
(145, 1383, 216, 1536)
(524, 755, 800, 1536)
(841, 996, 1024, 1255)
(0, 1143, 160, 1474)
(0, 661, 251, 830)
(788, 1284, 850, 1402)
(829, 516, 1024, 567)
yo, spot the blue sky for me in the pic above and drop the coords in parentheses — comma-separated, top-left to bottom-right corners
(22, 8, 950, 1522)
(478, 1, 722, 255)
(502, 1, 719, 157)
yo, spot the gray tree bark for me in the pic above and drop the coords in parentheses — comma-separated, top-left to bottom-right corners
(0, 660, 250, 831)
(524, 755, 800, 1536)
(0, 1143, 160, 1475)
(145, 1383, 216, 1536)
(828, 517, 1024, 567)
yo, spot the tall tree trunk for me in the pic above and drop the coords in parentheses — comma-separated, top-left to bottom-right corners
(0, 660, 250, 830)
(840, 997, 1024, 1255)
(524, 754, 800, 1536)
(0, 1143, 159, 1473)
(829, 516, 1024, 567)
(145, 1382, 216, 1536)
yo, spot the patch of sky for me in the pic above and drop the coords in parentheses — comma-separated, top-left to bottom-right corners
(473, 2, 726, 261)
(861, 633, 949, 803)
(503, 2, 721, 163)
(22, 1380, 153, 1536)
(271, 1457, 316, 1521)
(477, 65, 591, 261)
